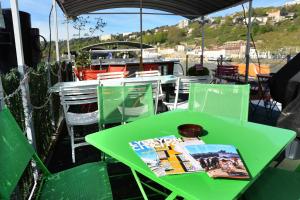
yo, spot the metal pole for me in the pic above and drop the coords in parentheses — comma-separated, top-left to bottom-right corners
(245, 0, 253, 83)
(52, 0, 60, 62)
(66, 19, 71, 60)
(0, 76, 4, 111)
(10, 0, 36, 149)
(201, 16, 205, 66)
(139, 0, 143, 70)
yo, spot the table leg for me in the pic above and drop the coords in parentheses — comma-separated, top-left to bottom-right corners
(131, 168, 149, 200)
(165, 192, 178, 200)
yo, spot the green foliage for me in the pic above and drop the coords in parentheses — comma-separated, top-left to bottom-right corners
(167, 27, 186, 45)
(143, 31, 168, 45)
(75, 51, 91, 67)
(190, 22, 201, 37)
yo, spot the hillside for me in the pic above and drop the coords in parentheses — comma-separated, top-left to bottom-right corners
(46, 3, 300, 60)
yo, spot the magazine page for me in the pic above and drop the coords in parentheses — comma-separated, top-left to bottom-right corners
(181, 144, 250, 179)
(129, 135, 204, 177)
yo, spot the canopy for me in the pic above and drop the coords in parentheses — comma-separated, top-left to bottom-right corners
(56, 0, 249, 19)
(82, 41, 153, 51)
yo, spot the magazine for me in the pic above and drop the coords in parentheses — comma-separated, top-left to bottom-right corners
(180, 144, 250, 179)
(129, 135, 204, 177)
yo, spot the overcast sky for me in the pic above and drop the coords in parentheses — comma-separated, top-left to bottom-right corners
(1, 0, 287, 41)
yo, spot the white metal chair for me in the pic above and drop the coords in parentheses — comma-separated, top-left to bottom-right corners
(59, 86, 98, 163)
(135, 70, 161, 77)
(163, 76, 211, 111)
(134, 70, 165, 102)
(97, 71, 127, 81)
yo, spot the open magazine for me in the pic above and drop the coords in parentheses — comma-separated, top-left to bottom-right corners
(180, 144, 250, 179)
(129, 135, 204, 177)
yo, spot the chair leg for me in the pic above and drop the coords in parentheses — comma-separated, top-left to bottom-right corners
(70, 126, 76, 163)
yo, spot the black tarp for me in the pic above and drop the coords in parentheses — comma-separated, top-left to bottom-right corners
(269, 53, 300, 108)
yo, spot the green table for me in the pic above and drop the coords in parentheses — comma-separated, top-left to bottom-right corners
(86, 110, 295, 200)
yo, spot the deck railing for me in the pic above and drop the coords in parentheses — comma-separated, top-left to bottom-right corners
(1, 62, 71, 199)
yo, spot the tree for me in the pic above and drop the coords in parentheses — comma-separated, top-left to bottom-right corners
(71, 16, 106, 38)
(167, 27, 186, 44)
(72, 16, 90, 39)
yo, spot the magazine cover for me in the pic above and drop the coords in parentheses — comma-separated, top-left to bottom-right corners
(129, 135, 204, 177)
(181, 144, 250, 179)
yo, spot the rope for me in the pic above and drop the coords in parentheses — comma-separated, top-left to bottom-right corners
(31, 93, 52, 110)
(1, 69, 31, 101)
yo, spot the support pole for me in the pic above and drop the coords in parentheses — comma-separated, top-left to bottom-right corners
(52, 0, 60, 62)
(139, 0, 143, 70)
(245, 0, 253, 83)
(10, 0, 36, 149)
(66, 19, 71, 60)
(201, 16, 205, 66)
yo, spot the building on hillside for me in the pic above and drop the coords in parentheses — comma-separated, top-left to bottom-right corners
(267, 10, 284, 23)
(177, 19, 190, 29)
(122, 32, 132, 37)
(285, 0, 300, 6)
(129, 34, 137, 39)
(99, 34, 112, 41)
(176, 45, 186, 52)
(251, 16, 268, 25)
(285, 12, 296, 20)
(232, 16, 244, 24)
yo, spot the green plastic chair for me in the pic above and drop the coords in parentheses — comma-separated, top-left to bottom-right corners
(244, 165, 300, 200)
(97, 84, 154, 129)
(0, 107, 112, 200)
(188, 83, 250, 122)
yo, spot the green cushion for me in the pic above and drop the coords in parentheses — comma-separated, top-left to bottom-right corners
(244, 167, 300, 200)
(39, 162, 112, 200)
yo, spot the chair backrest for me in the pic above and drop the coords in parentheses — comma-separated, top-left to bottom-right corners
(123, 80, 161, 114)
(143, 64, 159, 71)
(59, 86, 98, 124)
(215, 65, 238, 79)
(0, 108, 48, 199)
(108, 65, 126, 72)
(97, 84, 154, 126)
(135, 70, 161, 77)
(97, 71, 126, 80)
(173, 76, 211, 108)
(60, 86, 98, 107)
(188, 83, 250, 122)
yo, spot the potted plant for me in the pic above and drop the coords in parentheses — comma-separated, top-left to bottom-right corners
(187, 64, 210, 76)
(75, 51, 106, 80)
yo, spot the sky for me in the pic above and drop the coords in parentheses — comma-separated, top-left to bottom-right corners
(0, 0, 289, 41)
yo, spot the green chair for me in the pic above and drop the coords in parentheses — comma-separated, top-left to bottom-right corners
(244, 165, 300, 200)
(188, 83, 250, 122)
(97, 84, 154, 129)
(0, 107, 112, 200)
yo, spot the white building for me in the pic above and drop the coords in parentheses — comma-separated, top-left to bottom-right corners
(251, 16, 268, 25)
(99, 34, 112, 41)
(177, 19, 190, 29)
(122, 32, 132, 37)
(285, 0, 300, 6)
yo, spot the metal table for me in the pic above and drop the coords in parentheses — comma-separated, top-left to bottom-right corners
(49, 75, 178, 93)
(85, 110, 295, 200)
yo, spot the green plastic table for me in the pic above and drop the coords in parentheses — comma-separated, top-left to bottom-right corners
(85, 110, 296, 200)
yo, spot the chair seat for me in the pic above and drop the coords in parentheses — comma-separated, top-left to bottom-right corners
(39, 162, 112, 200)
(163, 101, 188, 111)
(66, 110, 98, 126)
(244, 167, 300, 200)
(154, 93, 166, 100)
